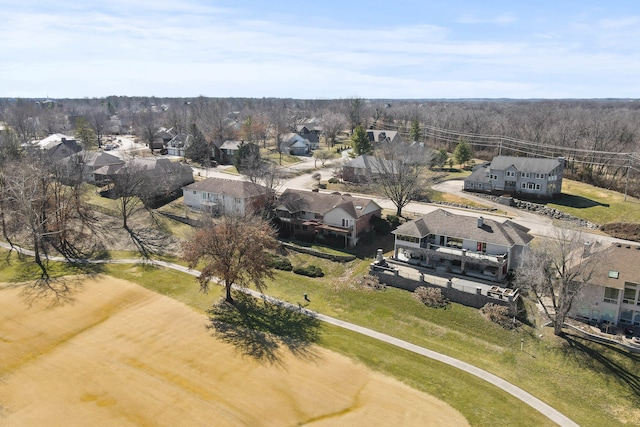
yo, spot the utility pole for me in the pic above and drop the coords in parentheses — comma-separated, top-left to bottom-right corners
(624, 154, 631, 202)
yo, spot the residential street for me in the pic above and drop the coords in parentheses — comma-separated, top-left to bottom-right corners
(118, 141, 635, 246)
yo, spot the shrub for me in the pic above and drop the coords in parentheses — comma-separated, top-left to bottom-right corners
(318, 183, 327, 189)
(370, 215, 391, 234)
(293, 265, 324, 278)
(354, 274, 386, 291)
(386, 214, 401, 229)
(480, 303, 519, 329)
(328, 177, 339, 184)
(413, 286, 449, 308)
(269, 254, 293, 271)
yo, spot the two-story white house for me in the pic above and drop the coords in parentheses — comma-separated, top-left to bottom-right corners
(572, 243, 640, 327)
(392, 209, 533, 282)
(464, 156, 565, 199)
(183, 177, 266, 216)
(275, 189, 382, 248)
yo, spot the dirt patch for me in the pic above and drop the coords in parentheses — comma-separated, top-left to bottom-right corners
(0, 276, 468, 426)
(600, 223, 640, 243)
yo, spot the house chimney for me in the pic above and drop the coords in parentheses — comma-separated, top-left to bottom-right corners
(477, 216, 484, 228)
(583, 241, 592, 258)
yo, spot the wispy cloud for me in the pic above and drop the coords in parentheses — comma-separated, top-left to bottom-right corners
(1, 0, 639, 98)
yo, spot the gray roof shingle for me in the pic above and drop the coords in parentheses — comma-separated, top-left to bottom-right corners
(392, 209, 532, 247)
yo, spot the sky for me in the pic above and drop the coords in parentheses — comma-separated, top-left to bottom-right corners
(1, 0, 639, 99)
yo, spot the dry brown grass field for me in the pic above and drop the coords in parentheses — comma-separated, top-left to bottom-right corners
(0, 276, 468, 426)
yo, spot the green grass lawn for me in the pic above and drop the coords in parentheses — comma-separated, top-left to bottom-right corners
(547, 179, 640, 224)
(4, 247, 640, 426)
(103, 257, 640, 427)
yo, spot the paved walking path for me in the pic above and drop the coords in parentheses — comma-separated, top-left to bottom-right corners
(1, 242, 578, 426)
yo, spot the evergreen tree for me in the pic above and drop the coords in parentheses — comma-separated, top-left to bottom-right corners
(351, 125, 372, 155)
(409, 120, 421, 142)
(185, 122, 210, 164)
(453, 139, 473, 167)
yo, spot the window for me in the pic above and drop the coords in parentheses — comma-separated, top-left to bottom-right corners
(193, 191, 197, 195)
(604, 287, 619, 304)
(527, 183, 535, 190)
(397, 234, 419, 243)
(623, 286, 637, 305)
(620, 309, 634, 324)
(446, 237, 463, 249)
(521, 183, 526, 189)
(535, 184, 541, 190)
(234, 197, 241, 204)
(201, 192, 208, 200)
(506, 170, 515, 178)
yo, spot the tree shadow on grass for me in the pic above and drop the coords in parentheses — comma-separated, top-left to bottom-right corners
(544, 193, 609, 209)
(561, 332, 640, 399)
(207, 291, 322, 365)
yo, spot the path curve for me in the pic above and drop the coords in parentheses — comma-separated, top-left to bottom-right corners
(0, 242, 578, 427)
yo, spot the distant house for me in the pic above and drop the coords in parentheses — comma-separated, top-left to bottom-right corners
(219, 140, 243, 164)
(127, 157, 193, 193)
(341, 154, 393, 183)
(281, 133, 312, 155)
(183, 177, 266, 216)
(366, 129, 402, 145)
(31, 134, 82, 161)
(275, 189, 382, 248)
(392, 209, 533, 282)
(79, 151, 126, 184)
(47, 138, 82, 161)
(464, 156, 565, 199)
(166, 133, 193, 157)
(296, 124, 322, 147)
(572, 243, 640, 327)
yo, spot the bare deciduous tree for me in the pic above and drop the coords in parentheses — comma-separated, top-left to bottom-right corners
(515, 225, 603, 336)
(182, 214, 279, 304)
(320, 111, 344, 147)
(375, 142, 434, 217)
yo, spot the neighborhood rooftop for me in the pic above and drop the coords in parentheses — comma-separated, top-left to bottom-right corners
(183, 177, 265, 198)
(393, 209, 533, 247)
(489, 156, 564, 173)
(276, 189, 376, 218)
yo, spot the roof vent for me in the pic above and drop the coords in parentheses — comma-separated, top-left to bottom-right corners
(477, 216, 484, 228)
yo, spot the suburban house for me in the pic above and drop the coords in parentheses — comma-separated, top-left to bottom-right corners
(464, 156, 565, 199)
(572, 243, 640, 327)
(43, 135, 82, 161)
(183, 177, 267, 216)
(296, 123, 322, 147)
(35, 133, 77, 150)
(166, 133, 193, 157)
(341, 154, 393, 183)
(392, 209, 533, 282)
(275, 189, 382, 248)
(77, 151, 126, 184)
(218, 140, 242, 164)
(367, 129, 402, 145)
(281, 133, 314, 155)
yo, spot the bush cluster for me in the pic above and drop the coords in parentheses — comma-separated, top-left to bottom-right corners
(413, 286, 449, 308)
(268, 254, 293, 271)
(293, 265, 324, 278)
(354, 274, 386, 291)
(480, 303, 519, 329)
(328, 177, 339, 184)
